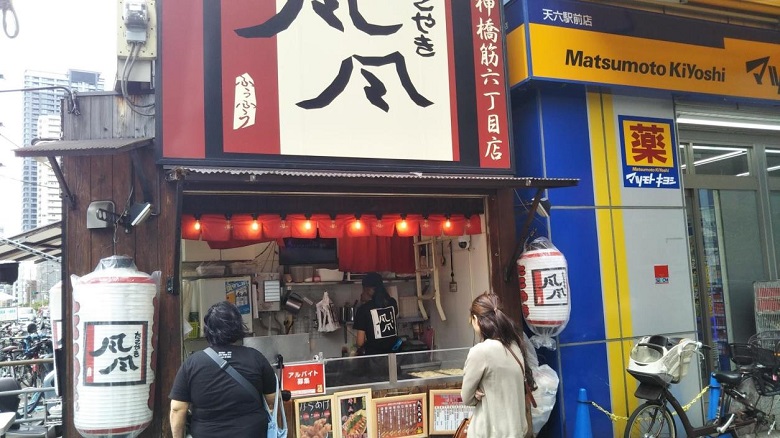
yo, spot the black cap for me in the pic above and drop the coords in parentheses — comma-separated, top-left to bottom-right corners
(361, 272, 384, 288)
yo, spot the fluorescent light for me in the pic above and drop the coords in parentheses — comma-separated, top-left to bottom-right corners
(692, 150, 746, 167)
(676, 117, 780, 131)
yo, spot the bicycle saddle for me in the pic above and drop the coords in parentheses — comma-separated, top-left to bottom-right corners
(713, 371, 742, 386)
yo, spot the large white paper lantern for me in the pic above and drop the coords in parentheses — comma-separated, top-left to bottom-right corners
(518, 237, 570, 350)
(72, 256, 158, 437)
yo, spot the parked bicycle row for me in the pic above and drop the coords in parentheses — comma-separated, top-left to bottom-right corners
(624, 331, 780, 437)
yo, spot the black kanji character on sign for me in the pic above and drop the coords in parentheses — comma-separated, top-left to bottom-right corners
(414, 35, 435, 57)
(89, 334, 133, 357)
(235, 0, 401, 38)
(99, 355, 139, 375)
(297, 52, 433, 112)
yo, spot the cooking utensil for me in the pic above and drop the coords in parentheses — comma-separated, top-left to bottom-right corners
(283, 292, 304, 314)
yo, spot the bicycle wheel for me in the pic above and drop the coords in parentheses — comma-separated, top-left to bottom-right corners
(624, 401, 677, 438)
(725, 375, 762, 437)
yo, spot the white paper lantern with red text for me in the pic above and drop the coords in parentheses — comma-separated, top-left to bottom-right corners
(72, 256, 158, 437)
(518, 237, 570, 350)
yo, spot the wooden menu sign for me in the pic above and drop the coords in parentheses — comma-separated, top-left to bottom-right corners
(295, 395, 334, 438)
(371, 393, 427, 438)
(428, 390, 474, 435)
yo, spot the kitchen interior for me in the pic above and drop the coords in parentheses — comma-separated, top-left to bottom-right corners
(178, 193, 493, 387)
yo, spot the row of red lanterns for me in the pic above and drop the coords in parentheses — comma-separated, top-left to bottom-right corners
(181, 213, 482, 241)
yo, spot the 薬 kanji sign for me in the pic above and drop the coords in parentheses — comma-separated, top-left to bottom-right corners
(619, 116, 679, 189)
(160, 0, 512, 172)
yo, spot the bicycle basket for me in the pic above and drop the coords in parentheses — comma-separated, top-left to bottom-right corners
(728, 343, 756, 367)
(753, 346, 780, 369)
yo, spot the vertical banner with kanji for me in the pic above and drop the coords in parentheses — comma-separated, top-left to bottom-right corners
(83, 321, 148, 386)
(619, 116, 680, 189)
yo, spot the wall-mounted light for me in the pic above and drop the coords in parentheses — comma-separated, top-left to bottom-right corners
(353, 215, 362, 230)
(304, 214, 312, 230)
(194, 215, 202, 231)
(225, 214, 233, 230)
(444, 215, 452, 230)
(399, 214, 408, 231)
(251, 214, 259, 231)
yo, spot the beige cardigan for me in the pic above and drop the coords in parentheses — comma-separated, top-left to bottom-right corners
(461, 339, 528, 438)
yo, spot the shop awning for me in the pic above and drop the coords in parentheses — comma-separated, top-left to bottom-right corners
(13, 137, 153, 157)
(0, 221, 62, 263)
(169, 167, 579, 190)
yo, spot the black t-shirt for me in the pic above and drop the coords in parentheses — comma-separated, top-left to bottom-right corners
(169, 345, 277, 438)
(354, 298, 399, 355)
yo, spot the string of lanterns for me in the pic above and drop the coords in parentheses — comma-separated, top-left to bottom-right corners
(181, 213, 482, 242)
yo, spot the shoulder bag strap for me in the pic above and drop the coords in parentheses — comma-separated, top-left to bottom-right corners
(203, 347, 261, 403)
(506, 346, 537, 408)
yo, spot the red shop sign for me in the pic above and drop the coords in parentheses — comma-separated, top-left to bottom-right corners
(282, 363, 326, 397)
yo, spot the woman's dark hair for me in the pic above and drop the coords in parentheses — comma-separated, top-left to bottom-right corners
(203, 301, 246, 346)
(362, 272, 393, 308)
(470, 291, 535, 388)
(470, 292, 523, 347)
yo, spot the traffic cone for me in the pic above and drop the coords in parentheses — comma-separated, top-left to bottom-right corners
(574, 388, 593, 438)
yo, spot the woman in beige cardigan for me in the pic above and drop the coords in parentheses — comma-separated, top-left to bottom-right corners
(461, 292, 534, 438)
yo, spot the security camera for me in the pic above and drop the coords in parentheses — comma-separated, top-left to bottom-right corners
(458, 236, 470, 250)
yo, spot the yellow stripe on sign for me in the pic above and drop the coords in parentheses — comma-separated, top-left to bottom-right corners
(587, 91, 633, 436)
(506, 25, 529, 87)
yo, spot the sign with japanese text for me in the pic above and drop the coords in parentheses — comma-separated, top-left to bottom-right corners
(282, 362, 325, 397)
(83, 321, 147, 386)
(161, 0, 513, 172)
(619, 116, 679, 189)
(294, 395, 334, 438)
(372, 393, 427, 438)
(429, 390, 474, 435)
(505, 0, 780, 102)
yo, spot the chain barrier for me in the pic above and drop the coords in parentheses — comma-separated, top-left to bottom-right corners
(0, 0, 18, 39)
(586, 386, 710, 423)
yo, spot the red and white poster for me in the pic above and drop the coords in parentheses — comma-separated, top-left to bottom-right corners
(161, 0, 512, 171)
(282, 362, 326, 397)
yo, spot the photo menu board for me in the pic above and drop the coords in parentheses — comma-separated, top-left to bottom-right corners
(295, 395, 334, 438)
(371, 393, 427, 438)
(428, 390, 474, 435)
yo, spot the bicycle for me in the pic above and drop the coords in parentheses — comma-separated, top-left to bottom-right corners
(623, 335, 780, 437)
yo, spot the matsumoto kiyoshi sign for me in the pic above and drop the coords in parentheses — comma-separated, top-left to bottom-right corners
(160, 0, 513, 171)
(505, 0, 780, 101)
(619, 116, 679, 190)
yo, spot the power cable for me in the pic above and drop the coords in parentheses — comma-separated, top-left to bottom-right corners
(0, 174, 60, 191)
(120, 42, 154, 117)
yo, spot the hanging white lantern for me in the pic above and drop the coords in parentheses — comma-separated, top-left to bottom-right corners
(71, 256, 159, 437)
(517, 237, 570, 350)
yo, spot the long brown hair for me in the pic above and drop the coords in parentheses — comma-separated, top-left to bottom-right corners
(470, 291, 536, 388)
(470, 291, 523, 347)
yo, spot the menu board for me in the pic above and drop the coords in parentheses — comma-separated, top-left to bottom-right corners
(371, 393, 427, 438)
(295, 395, 334, 438)
(334, 389, 372, 438)
(428, 390, 474, 435)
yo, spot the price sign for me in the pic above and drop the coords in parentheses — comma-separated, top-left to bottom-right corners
(429, 390, 474, 435)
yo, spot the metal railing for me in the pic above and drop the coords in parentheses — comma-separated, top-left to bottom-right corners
(0, 357, 61, 428)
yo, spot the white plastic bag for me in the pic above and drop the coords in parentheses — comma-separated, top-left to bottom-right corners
(531, 365, 559, 434)
(316, 292, 340, 333)
(522, 333, 559, 435)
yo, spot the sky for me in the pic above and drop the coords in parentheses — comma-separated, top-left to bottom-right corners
(0, 0, 117, 236)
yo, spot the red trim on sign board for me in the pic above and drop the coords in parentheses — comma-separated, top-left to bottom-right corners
(445, 1, 460, 162)
(161, 0, 206, 159)
(221, 0, 281, 155)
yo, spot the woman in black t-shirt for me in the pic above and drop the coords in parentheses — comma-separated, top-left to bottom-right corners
(354, 272, 399, 356)
(169, 301, 277, 438)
